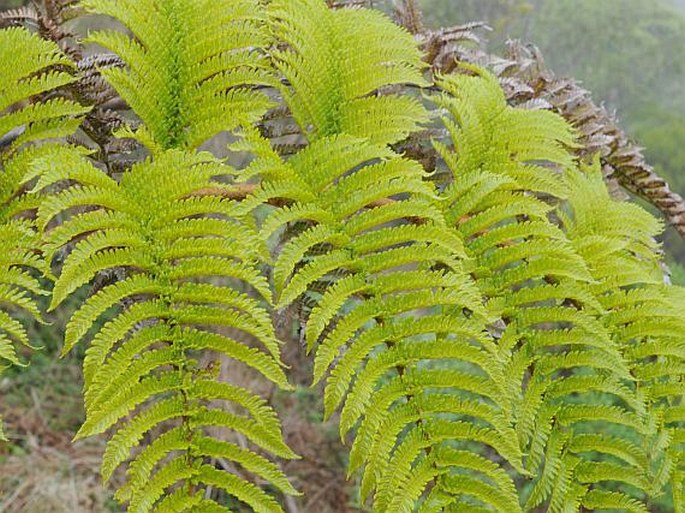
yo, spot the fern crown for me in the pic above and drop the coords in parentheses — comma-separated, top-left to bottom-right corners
(1, 0, 684, 511)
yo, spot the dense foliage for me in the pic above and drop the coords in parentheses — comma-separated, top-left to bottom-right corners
(1, 0, 684, 512)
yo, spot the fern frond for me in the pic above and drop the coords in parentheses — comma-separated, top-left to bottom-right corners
(268, 0, 429, 145)
(582, 490, 650, 513)
(562, 160, 685, 506)
(81, 0, 277, 150)
(0, 26, 86, 438)
(0, 27, 88, 152)
(432, 68, 657, 511)
(34, 149, 297, 511)
(236, 5, 529, 509)
(258, 149, 513, 505)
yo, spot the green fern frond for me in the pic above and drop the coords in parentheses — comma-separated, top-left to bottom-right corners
(1, 27, 86, 439)
(0, 27, 89, 153)
(227, 2, 522, 511)
(433, 68, 658, 511)
(562, 160, 685, 507)
(268, 0, 429, 145)
(3, 3, 681, 512)
(34, 149, 297, 511)
(434, 68, 576, 204)
(582, 490, 650, 513)
(237, 4, 528, 509)
(82, 0, 277, 150)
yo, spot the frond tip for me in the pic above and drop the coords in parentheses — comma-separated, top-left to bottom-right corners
(82, 0, 277, 150)
(0, 27, 88, 153)
(269, 0, 430, 145)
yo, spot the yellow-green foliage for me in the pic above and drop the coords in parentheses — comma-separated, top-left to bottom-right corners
(562, 163, 685, 512)
(33, 149, 297, 511)
(81, 0, 278, 150)
(244, 4, 526, 512)
(18, 0, 301, 509)
(268, 0, 430, 145)
(438, 75, 656, 512)
(1, 0, 684, 512)
(0, 27, 87, 439)
(0, 28, 88, 151)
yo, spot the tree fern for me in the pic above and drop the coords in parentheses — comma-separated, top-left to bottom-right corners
(22, 1, 299, 509)
(0, 26, 87, 439)
(562, 161, 685, 511)
(2, 1, 684, 511)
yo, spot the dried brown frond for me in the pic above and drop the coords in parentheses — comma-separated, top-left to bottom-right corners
(0, 6, 40, 29)
(494, 41, 685, 235)
(326, 0, 369, 8)
(393, 0, 425, 34)
(76, 53, 123, 105)
(25, 0, 81, 58)
(421, 21, 491, 72)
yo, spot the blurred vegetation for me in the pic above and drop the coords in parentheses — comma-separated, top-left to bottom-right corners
(0, 0, 25, 9)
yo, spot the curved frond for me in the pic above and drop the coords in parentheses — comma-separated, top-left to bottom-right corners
(433, 69, 657, 511)
(82, 0, 277, 150)
(36, 149, 297, 511)
(243, 5, 524, 509)
(0, 27, 88, 153)
(563, 161, 685, 507)
(0, 26, 86, 439)
(269, 0, 429, 145)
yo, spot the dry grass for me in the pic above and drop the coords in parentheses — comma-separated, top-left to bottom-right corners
(0, 344, 116, 513)
(0, 404, 115, 513)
